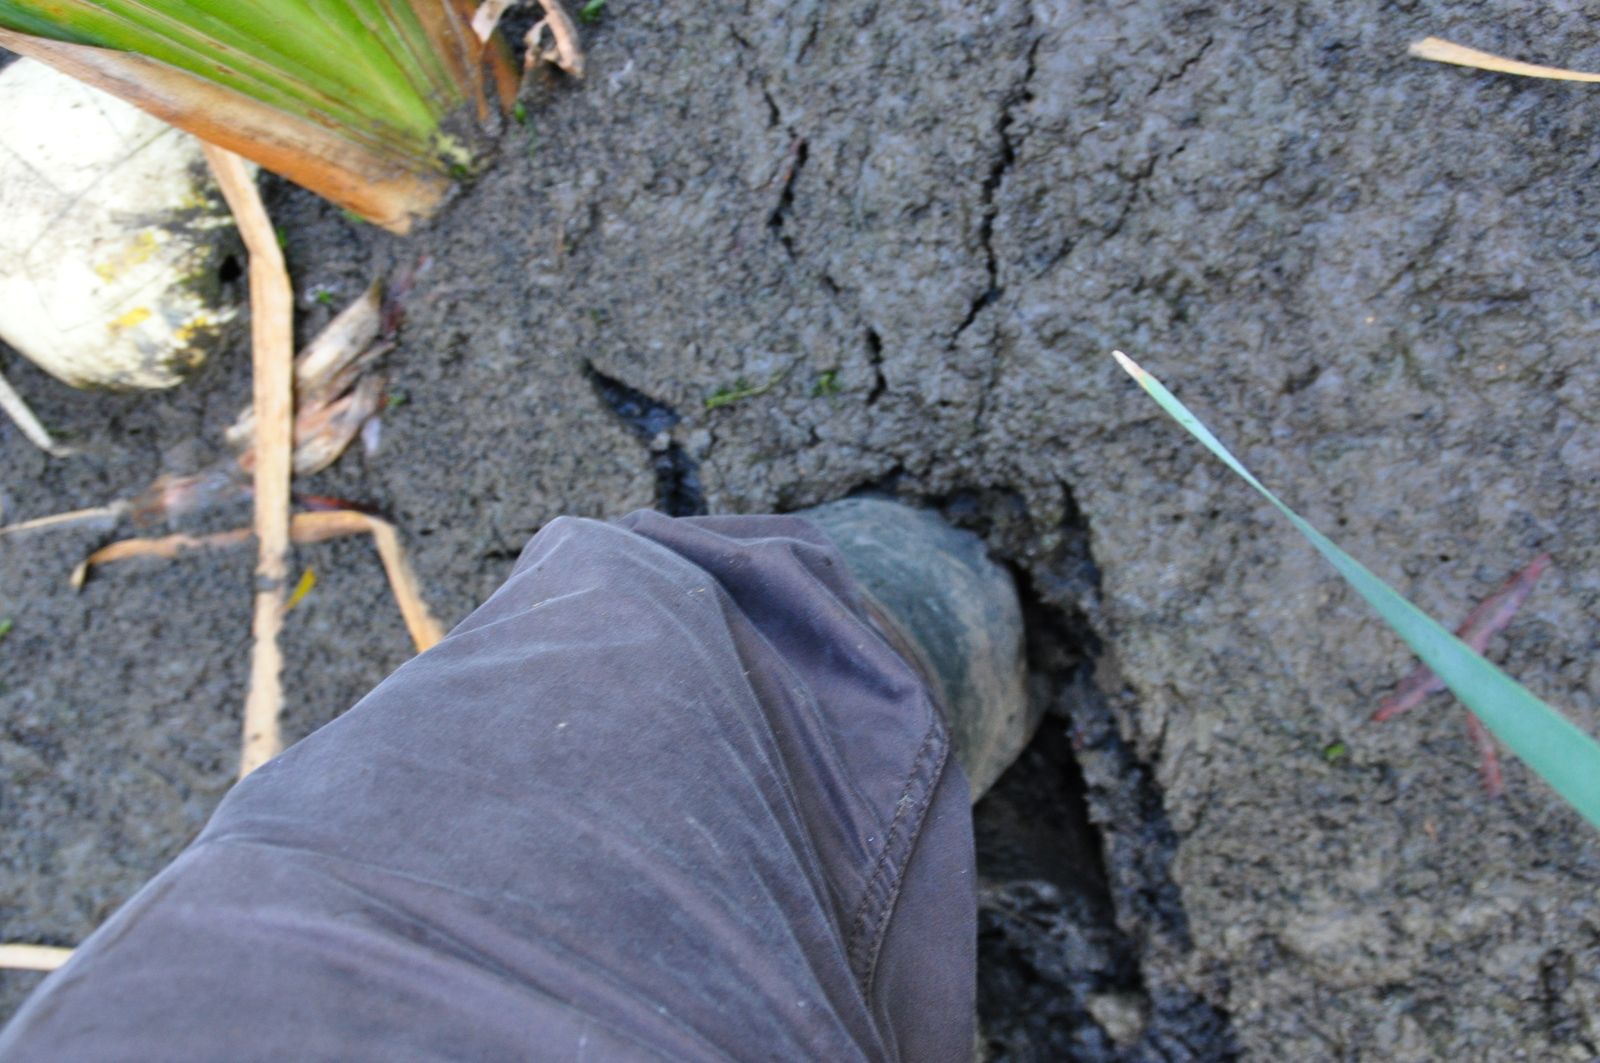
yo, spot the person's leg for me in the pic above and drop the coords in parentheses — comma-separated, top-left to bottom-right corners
(797, 498, 1035, 800)
(0, 510, 981, 1062)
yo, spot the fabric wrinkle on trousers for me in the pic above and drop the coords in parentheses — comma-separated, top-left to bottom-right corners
(0, 510, 977, 1062)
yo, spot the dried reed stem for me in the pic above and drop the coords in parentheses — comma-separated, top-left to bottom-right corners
(1410, 37, 1600, 83)
(75, 514, 443, 654)
(203, 145, 294, 780)
(0, 944, 72, 971)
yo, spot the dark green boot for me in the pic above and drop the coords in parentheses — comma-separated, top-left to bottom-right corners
(800, 497, 1036, 801)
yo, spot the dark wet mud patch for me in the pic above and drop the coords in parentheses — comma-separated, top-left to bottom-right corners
(973, 540, 1239, 1062)
(585, 364, 706, 517)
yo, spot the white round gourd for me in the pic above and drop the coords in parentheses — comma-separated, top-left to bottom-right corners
(0, 57, 242, 389)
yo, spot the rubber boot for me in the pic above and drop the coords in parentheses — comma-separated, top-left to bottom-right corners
(800, 497, 1037, 801)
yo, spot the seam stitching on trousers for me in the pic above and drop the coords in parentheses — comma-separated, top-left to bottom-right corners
(843, 709, 948, 1000)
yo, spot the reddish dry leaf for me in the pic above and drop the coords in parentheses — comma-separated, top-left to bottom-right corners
(1373, 553, 1552, 798)
(1374, 554, 1552, 722)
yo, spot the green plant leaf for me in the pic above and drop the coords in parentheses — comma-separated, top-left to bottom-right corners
(1113, 350, 1600, 830)
(0, 0, 481, 173)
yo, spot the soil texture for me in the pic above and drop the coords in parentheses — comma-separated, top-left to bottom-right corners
(5, 0, 1600, 1057)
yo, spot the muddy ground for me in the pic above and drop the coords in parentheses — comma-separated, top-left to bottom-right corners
(5, 0, 1600, 1058)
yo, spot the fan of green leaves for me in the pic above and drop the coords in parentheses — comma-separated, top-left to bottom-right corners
(0, 0, 477, 174)
(1113, 351, 1600, 830)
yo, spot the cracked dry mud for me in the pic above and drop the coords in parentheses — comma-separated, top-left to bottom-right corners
(5, 1, 1600, 1058)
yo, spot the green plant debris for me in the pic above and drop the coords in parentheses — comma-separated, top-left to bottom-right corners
(314, 288, 335, 306)
(1114, 350, 1600, 831)
(512, 101, 528, 125)
(384, 390, 409, 411)
(0, 0, 496, 183)
(706, 373, 783, 410)
(1323, 741, 1348, 764)
(578, 0, 606, 24)
(812, 370, 841, 398)
(275, 226, 288, 250)
(588, 308, 608, 326)
(0, 618, 12, 641)
(339, 208, 367, 227)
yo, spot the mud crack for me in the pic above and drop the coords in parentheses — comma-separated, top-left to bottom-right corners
(766, 136, 810, 260)
(954, 32, 1042, 342)
(729, 25, 810, 262)
(1148, 34, 1214, 97)
(865, 327, 886, 406)
(584, 365, 707, 517)
(728, 20, 889, 411)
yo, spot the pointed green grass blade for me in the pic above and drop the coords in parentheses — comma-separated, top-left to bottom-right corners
(1112, 350, 1600, 830)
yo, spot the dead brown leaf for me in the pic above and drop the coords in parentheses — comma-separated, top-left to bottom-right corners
(529, 0, 585, 78)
